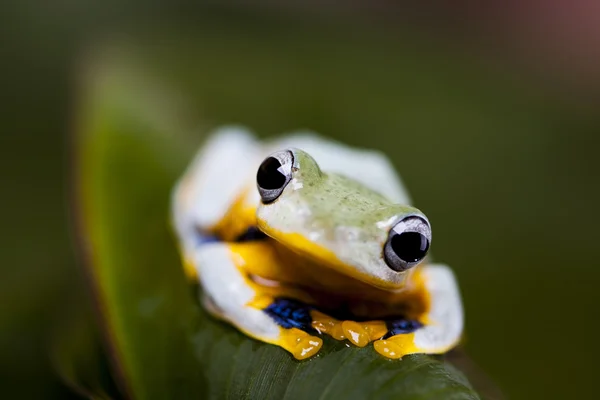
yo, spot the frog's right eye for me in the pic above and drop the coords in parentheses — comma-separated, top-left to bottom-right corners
(384, 216, 431, 272)
(257, 150, 294, 203)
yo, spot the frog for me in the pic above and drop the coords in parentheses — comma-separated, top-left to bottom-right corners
(172, 126, 463, 360)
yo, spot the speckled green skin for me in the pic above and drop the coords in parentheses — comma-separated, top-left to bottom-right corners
(256, 150, 427, 289)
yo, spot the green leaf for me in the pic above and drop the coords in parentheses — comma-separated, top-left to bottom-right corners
(74, 50, 480, 400)
(51, 304, 120, 399)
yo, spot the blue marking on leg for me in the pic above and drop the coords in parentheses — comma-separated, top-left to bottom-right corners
(384, 318, 423, 338)
(264, 298, 315, 333)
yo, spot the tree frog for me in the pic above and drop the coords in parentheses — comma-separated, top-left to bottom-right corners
(172, 126, 463, 360)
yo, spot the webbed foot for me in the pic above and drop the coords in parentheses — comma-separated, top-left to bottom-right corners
(261, 297, 323, 359)
(374, 317, 424, 359)
(278, 328, 323, 360)
(373, 335, 420, 359)
(311, 310, 388, 347)
(258, 297, 425, 359)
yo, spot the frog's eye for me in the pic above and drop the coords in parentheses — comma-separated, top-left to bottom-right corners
(256, 150, 294, 203)
(384, 216, 431, 272)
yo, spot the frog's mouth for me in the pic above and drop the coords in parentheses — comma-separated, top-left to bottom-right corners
(257, 223, 408, 292)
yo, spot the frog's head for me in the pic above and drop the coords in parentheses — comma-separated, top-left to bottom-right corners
(255, 149, 431, 290)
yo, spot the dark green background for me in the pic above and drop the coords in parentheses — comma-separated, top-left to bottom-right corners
(2, 2, 598, 399)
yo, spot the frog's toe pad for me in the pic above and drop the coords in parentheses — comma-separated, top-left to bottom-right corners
(264, 298, 315, 333)
(279, 328, 323, 360)
(292, 335, 323, 360)
(374, 334, 420, 359)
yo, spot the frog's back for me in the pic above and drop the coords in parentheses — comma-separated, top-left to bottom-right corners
(173, 126, 411, 247)
(264, 132, 411, 205)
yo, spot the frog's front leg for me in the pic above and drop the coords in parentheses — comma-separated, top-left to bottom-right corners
(191, 241, 323, 360)
(374, 264, 463, 359)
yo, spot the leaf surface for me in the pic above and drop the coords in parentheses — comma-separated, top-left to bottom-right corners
(74, 50, 479, 400)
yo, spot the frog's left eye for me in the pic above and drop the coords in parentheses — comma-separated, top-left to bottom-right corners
(257, 150, 294, 203)
(384, 216, 431, 272)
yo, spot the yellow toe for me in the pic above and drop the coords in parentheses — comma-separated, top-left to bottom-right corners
(373, 333, 418, 359)
(311, 311, 338, 333)
(278, 328, 323, 360)
(293, 336, 323, 360)
(374, 340, 403, 359)
(363, 321, 388, 341)
(341, 321, 370, 347)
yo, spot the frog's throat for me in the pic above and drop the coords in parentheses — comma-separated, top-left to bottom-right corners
(258, 224, 408, 291)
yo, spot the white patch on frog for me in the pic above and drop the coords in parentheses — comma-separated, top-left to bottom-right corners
(266, 131, 412, 205)
(173, 126, 262, 234)
(308, 231, 321, 241)
(290, 180, 304, 191)
(194, 242, 280, 341)
(413, 264, 464, 352)
(376, 215, 398, 230)
(335, 225, 362, 242)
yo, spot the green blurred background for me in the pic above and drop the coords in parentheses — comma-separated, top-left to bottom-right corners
(2, 2, 599, 399)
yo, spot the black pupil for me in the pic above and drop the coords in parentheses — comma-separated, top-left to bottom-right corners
(391, 232, 429, 263)
(257, 157, 286, 190)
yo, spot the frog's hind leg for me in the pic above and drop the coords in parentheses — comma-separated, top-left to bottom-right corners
(374, 264, 464, 359)
(171, 127, 262, 279)
(192, 242, 323, 360)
